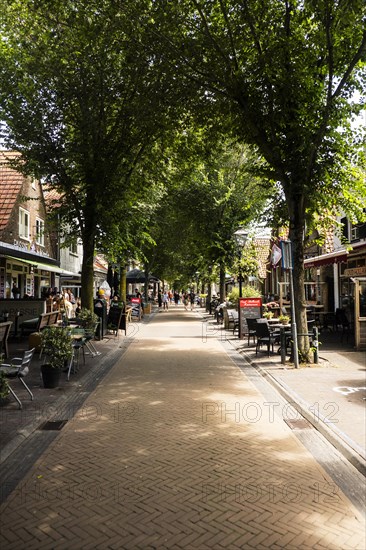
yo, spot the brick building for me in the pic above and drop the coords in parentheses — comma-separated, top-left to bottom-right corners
(0, 151, 61, 299)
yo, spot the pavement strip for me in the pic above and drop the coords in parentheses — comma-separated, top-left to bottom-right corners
(218, 328, 366, 517)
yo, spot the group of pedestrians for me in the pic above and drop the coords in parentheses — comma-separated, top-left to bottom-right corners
(45, 287, 78, 318)
(157, 290, 196, 311)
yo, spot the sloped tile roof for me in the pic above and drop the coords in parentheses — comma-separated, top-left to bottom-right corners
(43, 183, 62, 208)
(254, 237, 271, 279)
(94, 255, 108, 273)
(0, 151, 23, 231)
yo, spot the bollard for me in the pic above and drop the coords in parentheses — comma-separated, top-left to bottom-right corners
(280, 327, 287, 365)
(312, 326, 319, 364)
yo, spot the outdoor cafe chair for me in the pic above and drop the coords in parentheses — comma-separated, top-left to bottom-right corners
(0, 321, 12, 359)
(0, 348, 35, 409)
(84, 323, 101, 356)
(246, 317, 259, 346)
(255, 319, 280, 357)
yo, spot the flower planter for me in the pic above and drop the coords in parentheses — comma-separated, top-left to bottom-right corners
(0, 396, 10, 406)
(41, 364, 61, 389)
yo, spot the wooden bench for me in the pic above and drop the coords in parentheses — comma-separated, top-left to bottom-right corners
(227, 310, 239, 332)
(19, 311, 60, 337)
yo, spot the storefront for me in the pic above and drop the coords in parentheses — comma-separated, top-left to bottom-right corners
(341, 266, 366, 351)
(1, 256, 55, 299)
(303, 242, 366, 349)
(0, 255, 75, 300)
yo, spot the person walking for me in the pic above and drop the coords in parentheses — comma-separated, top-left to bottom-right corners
(189, 290, 195, 311)
(162, 291, 169, 310)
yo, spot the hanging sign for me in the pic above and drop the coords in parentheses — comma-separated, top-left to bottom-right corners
(271, 244, 282, 267)
(280, 240, 293, 270)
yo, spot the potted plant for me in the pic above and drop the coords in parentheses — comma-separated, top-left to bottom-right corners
(263, 310, 274, 319)
(278, 314, 290, 325)
(40, 326, 73, 388)
(0, 370, 10, 404)
(76, 307, 100, 340)
(76, 308, 98, 330)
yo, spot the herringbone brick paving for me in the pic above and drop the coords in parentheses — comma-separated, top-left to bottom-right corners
(0, 308, 365, 549)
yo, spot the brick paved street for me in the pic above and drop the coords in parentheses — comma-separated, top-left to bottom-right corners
(0, 307, 365, 549)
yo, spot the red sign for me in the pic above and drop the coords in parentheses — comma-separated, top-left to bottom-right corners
(239, 298, 262, 308)
(131, 297, 141, 304)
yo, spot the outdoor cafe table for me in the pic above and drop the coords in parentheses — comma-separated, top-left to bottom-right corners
(266, 323, 292, 361)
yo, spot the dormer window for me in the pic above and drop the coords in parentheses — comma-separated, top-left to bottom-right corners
(19, 208, 30, 240)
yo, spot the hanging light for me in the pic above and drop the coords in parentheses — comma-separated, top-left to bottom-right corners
(233, 228, 248, 250)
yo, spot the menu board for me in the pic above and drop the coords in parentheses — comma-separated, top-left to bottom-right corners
(108, 307, 125, 331)
(238, 297, 262, 339)
(130, 297, 141, 319)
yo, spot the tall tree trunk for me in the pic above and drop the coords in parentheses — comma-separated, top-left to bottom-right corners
(219, 263, 226, 303)
(120, 265, 127, 303)
(80, 230, 95, 311)
(288, 194, 312, 362)
(144, 264, 149, 302)
(206, 275, 212, 311)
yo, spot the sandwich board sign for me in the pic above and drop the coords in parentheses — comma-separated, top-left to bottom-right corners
(130, 297, 142, 320)
(238, 297, 262, 340)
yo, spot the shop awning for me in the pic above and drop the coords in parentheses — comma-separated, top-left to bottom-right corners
(304, 250, 348, 268)
(5, 255, 75, 276)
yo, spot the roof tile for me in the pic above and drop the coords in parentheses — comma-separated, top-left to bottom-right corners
(0, 151, 24, 230)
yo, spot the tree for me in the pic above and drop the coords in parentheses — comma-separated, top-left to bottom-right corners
(141, 133, 272, 298)
(0, 0, 180, 309)
(151, 0, 366, 358)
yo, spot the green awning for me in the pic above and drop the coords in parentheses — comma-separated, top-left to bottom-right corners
(5, 255, 74, 276)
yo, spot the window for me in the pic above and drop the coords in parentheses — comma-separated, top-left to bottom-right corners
(35, 218, 45, 246)
(341, 217, 349, 240)
(69, 240, 78, 255)
(351, 226, 359, 240)
(19, 208, 30, 239)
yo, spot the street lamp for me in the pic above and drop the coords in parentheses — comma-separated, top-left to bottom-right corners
(233, 228, 248, 297)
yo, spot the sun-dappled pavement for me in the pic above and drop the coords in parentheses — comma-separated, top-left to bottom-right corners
(0, 306, 365, 549)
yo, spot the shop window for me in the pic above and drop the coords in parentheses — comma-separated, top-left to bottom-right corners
(360, 282, 366, 317)
(304, 268, 313, 282)
(35, 218, 45, 246)
(19, 208, 30, 239)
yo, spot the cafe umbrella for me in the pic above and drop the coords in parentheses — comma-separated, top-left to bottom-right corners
(126, 268, 160, 284)
(107, 264, 114, 288)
